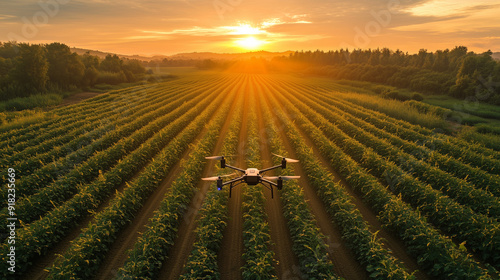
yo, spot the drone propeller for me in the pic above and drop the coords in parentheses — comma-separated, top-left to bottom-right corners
(272, 153, 299, 163)
(201, 173, 237, 181)
(205, 155, 236, 160)
(264, 175, 301, 181)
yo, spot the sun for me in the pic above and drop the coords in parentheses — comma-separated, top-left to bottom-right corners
(235, 36, 266, 51)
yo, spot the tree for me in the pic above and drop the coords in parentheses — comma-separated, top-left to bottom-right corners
(11, 43, 48, 94)
(46, 42, 84, 88)
(100, 54, 122, 72)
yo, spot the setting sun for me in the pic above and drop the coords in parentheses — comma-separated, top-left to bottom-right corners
(234, 36, 266, 50)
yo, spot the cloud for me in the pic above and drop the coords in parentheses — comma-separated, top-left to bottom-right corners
(0, 0, 498, 54)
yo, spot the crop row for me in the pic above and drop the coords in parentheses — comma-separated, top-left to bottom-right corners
(276, 80, 500, 269)
(0, 85, 203, 205)
(258, 84, 340, 279)
(0, 92, 118, 143)
(291, 79, 500, 193)
(13, 75, 230, 199)
(277, 84, 500, 218)
(0, 78, 232, 237)
(265, 77, 491, 278)
(261, 82, 412, 279)
(284, 77, 500, 173)
(297, 87, 500, 198)
(44, 86, 234, 279)
(308, 79, 500, 159)
(0, 75, 221, 160)
(241, 102, 277, 279)
(0, 99, 121, 154)
(0, 80, 177, 142)
(179, 93, 243, 279)
(273, 81, 500, 269)
(0, 75, 224, 188)
(0, 80, 233, 278)
(115, 81, 238, 279)
(0, 88, 124, 147)
(0, 75, 209, 147)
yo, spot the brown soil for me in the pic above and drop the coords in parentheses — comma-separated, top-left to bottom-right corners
(217, 75, 250, 280)
(93, 78, 239, 280)
(252, 76, 302, 278)
(157, 76, 245, 280)
(19, 73, 441, 280)
(57, 92, 104, 107)
(262, 74, 429, 279)
(259, 76, 369, 280)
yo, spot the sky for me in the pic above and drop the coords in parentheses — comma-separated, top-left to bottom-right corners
(1, 0, 499, 56)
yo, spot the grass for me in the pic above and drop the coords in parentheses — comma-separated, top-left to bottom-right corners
(325, 90, 451, 132)
(425, 95, 500, 120)
(0, 94, 63, 111)
(324, 79, 500, 136)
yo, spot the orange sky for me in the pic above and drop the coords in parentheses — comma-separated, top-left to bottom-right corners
(1, 0, 499, 56)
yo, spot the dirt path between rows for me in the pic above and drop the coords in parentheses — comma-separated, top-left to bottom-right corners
(21, 80, 230, 280)
(157, 76, 245, 280)
(94, 77, 238, 280)
(254, 76, 302, 279)
(57, 91, 104, 107)
(263, 74, 429, 279)
(217, 76, 250, 280)
(270, 75, 430, 279)
(260, 78, 369, 280)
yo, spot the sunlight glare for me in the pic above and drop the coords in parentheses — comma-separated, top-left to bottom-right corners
(226, 24, 262, 35)
(234, 36, 266, 50)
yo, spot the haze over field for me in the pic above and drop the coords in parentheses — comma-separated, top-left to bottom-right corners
(1, 0, 499, 55)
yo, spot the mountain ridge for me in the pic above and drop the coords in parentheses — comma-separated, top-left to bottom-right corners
(70, 48, 293, 61)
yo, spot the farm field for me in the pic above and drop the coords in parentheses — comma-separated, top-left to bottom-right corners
(1, 71, 500, 280)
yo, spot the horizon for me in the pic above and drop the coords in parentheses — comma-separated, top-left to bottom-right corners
(2, 0, 500, 56)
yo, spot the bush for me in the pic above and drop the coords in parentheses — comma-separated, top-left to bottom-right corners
(96, 71, 126, 85)
(411, 93, 424, 101)
(0, 93, 62, 111)
(382, 90, 409, 101)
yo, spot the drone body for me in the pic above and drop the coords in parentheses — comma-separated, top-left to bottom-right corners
(203, 154, 300, 198)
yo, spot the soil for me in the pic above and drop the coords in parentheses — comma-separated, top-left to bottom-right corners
(57, 91, 104, 107)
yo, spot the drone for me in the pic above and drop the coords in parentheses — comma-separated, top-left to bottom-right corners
(202, 154, 300, 198)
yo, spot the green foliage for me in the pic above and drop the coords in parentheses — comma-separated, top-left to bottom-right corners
(117, 90, 233, 280)
(284, 46, 500, 103)
(0, 93, 61, 111)
(180, 95, 243, 279)
(11, 43, 49, 96)
(0, 86, 215, 241)
(46, 42, 85, 89)
(0, 42, 148, 104)
(96, 71, 127, 85)
(273, 85, 492, 278)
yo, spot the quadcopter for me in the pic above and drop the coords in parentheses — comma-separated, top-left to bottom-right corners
(202, 154, 300, 198)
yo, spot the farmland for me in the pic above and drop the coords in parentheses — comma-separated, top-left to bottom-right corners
(1, 70, 500, 280)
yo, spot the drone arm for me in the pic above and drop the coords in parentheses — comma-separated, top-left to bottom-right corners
(260, 178, 278, 187)
(225, 164, 246, 173)
(259, 165, 283, 175)
(222, 176, 245, 186)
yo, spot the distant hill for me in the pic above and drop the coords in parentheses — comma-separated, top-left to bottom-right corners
(169, 51, 294, 61)
(493, 52, 500, 61)
(70, 48, 293, 62)
(70, 48, 165, 61)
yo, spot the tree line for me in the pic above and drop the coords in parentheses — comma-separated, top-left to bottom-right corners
(0, 42, 146, 101)
(275, 47, 500, 104)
